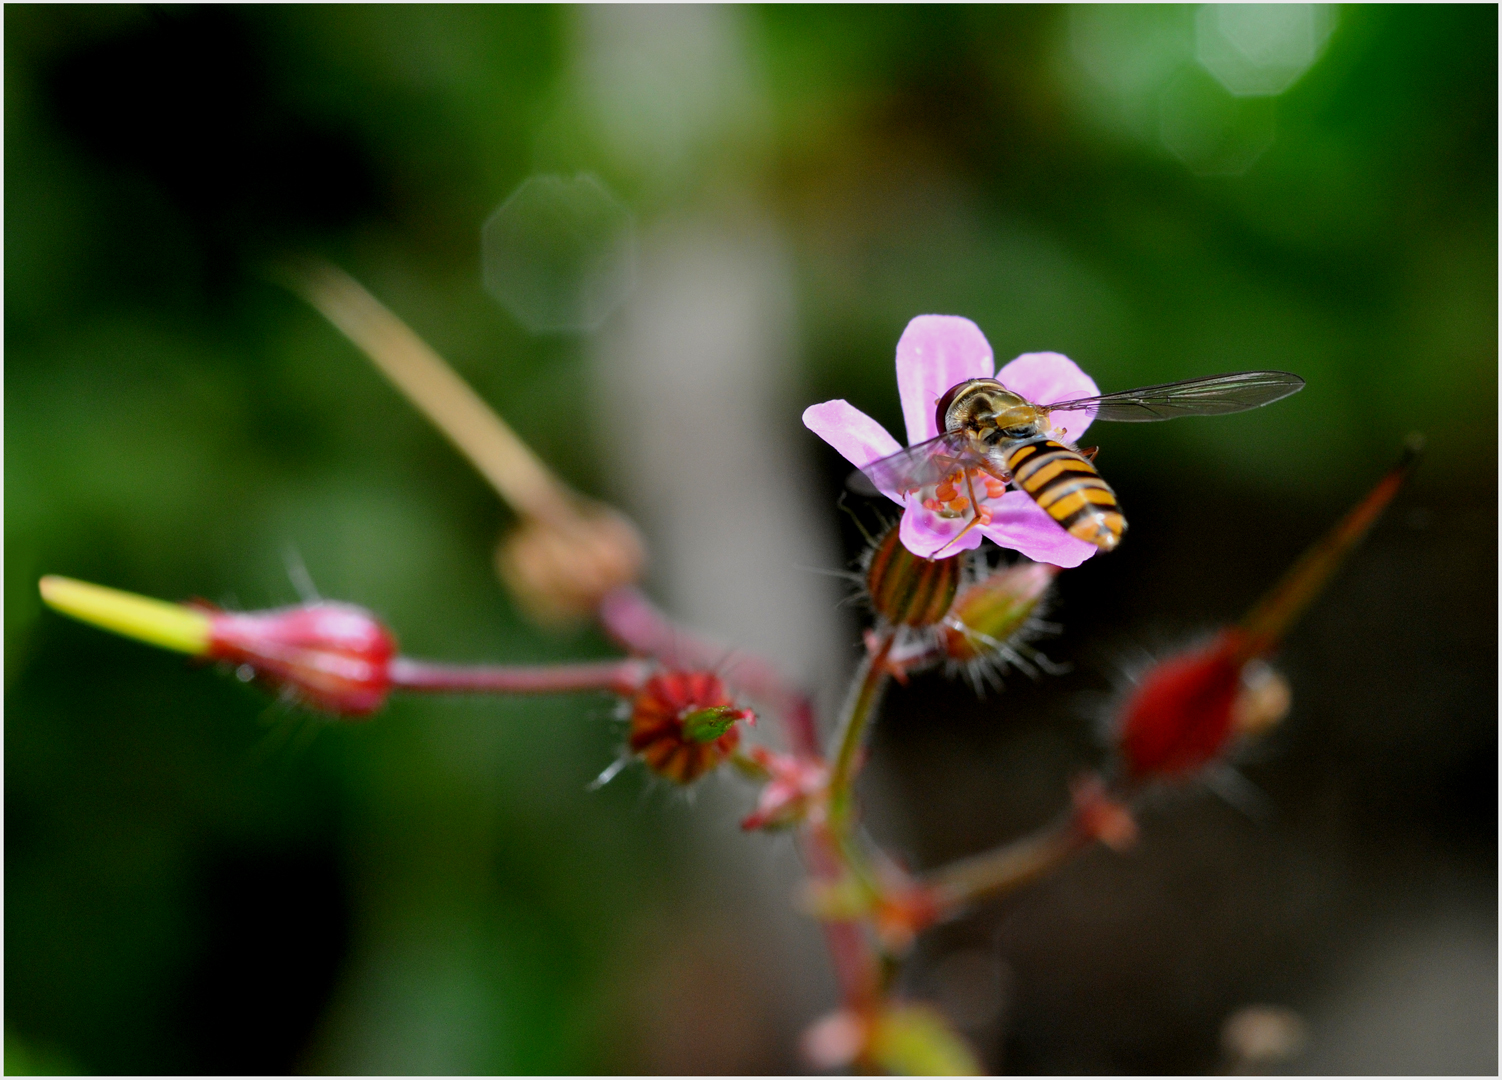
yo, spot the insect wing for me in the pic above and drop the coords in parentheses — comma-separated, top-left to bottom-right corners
(848, 431, 983, 497)
(1043, 370, 1305, 423)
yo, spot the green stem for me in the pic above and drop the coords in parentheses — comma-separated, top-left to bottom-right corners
(923, 815, 1093, 914)
(827, 631, 894, 834)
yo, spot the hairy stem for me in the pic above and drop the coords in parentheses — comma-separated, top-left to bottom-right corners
(389, 657, 651, 697)
(826, 631, 893, 833)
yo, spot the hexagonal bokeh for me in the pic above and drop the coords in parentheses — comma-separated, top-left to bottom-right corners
(482, 173, 636, 334)
(1160, 67, 1276, 177)
(1196, 4, 1338, 97)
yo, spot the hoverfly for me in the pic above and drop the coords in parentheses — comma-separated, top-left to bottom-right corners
(852, 370, 1305, 552)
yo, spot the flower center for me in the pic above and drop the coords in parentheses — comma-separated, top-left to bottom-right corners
(917, 467, 1008, 527)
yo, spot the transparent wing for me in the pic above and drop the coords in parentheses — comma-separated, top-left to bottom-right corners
(1042, 370, 1305, 423)
(847, 431, 988, 497)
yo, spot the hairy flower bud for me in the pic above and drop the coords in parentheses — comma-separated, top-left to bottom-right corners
(1114, 632, 1294, 781)
(940, 559, 1057, 690)
(1116, 445, 1419, 782)
(205, 603, 396, 717)
(864, 525, 961, 627)
(628, 671, 752, 784)
(1116, 631, 1244, 780)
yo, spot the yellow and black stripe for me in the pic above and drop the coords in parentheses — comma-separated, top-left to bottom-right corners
(1005, 439, 1126, 550)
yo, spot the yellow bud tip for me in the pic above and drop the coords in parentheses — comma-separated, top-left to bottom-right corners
(38, 575, 212, 656)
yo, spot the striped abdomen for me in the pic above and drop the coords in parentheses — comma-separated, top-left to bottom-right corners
(1005, 439, 1126, 551)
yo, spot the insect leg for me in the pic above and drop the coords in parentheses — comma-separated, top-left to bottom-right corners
(932, 470, 987, 557)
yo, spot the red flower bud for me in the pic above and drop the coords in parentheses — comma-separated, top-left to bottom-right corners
(1116, 631, 1244, 780)
(204, 603, 396, 717)
(628, 671, 752, 784)
(1116, 444, 1419, 781)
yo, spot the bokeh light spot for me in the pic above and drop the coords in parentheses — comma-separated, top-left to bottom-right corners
(1160, 67, 1276, 177)
(482, 173, 636, 334)
(1196, 4, 1338, 97)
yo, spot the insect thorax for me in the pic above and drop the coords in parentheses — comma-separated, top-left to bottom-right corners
(937, 379, 1044, 439)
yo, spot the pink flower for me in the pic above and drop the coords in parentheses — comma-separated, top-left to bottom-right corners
(803, 316, 1101, 567)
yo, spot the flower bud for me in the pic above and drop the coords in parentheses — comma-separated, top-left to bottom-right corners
(940, 560, 1057, 692)
(628, 670, 752, 784)
(942, 561, 1054, 661)
(1115, 631, 1293, 781)
(1115, 446, 1419, 783)
(205, 603, 396, 717)
(1116, 631, 1244, 780)
(864, 525, 961, 627)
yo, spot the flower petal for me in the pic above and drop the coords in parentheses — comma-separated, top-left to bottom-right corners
(898, 500, 986, 559)
(996, 352, 1101, 441)
(977, 492, 1098, 568)
(896, 316, 994, 447)
(802, 399, 905, 502)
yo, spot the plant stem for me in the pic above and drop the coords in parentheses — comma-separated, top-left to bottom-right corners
(922, 815, 1093, 915)
(291, 259, 574, 525)
(1236, 439, 1420, 660)
(388, 656, 651, 697)
(597, 585, 822, 758)
(803, 824, 882, 1009)
(826, 631, 893, 833)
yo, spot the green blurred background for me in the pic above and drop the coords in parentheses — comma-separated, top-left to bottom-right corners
(6, 5, 1495, 1074)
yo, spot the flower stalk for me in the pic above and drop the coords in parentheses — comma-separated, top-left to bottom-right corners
(922, 775, 1135, 916)
(1234, 435, 1422, 661)
(388, 657, 650, 697)
(827, 631, 894, 832)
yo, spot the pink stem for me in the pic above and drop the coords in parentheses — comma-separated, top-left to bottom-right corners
(597, 586, 822, 758)
(803, 824, 881, 1009)
(389, 656, 651, 698)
